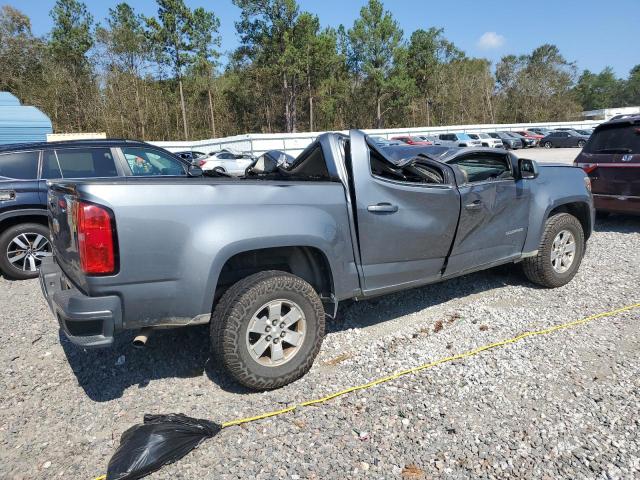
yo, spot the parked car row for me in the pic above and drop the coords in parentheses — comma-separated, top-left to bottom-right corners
(376, 127, 595, 150)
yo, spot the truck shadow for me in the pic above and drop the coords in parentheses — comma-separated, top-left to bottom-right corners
(60, 265, 531, 402)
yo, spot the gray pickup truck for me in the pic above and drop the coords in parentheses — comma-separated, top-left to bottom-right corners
(40, 130, 594, 390)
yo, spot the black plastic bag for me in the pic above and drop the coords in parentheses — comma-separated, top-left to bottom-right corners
(106, 414, 221, 480)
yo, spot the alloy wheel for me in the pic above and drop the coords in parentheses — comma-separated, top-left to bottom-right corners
(245, 299, 307, 367)
(550, 229, 576, 274)
(6, 233, 52, 272)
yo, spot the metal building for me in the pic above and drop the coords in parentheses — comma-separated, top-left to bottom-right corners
(0, 92, 53, 144)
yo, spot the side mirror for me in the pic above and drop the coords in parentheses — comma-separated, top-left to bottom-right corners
(519, 158, 539, 179)
(188, 164, 203, 177)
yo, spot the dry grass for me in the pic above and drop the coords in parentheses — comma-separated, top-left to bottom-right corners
(323, 353, 353, 366)
(433, 320, 444, 333)
(401, 464, 425, 478)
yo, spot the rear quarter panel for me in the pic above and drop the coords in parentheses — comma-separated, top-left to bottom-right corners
(72, 180, 358, 329)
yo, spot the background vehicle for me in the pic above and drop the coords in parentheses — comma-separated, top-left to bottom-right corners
(528, 127, 553, 136)
(507, 132, 537, 148)
(437, 133, 482, 147)
(540, 131, 590, 148)
(0, 140, 197, 279)
(514, 130, 544, 143)
(199, 149, 256, 176)
(175, 151, 207, 161)
(574, 114, 640, 215)
(391, 135, 433, 145)
(487, 132, 522, 149)
(369, 136, 402, 147)
(41, 130, 593, 390)
(417, 135, 441, 145)
(467, 133, 503, 148)
(574, 129, 593, 136)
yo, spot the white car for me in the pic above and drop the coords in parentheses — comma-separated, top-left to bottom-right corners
(437, 133, 482, 148)
(467, 132, 504, 148)
(199, 149, 255, 176)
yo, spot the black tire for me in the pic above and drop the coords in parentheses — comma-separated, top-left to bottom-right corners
(211, 270, 325, 390)
(522, 213, 585, 288)
(543, 141, 553, 148)
(0, 223, 51, 280)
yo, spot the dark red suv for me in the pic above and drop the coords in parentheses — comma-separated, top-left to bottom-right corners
(574, 115, 640, 216)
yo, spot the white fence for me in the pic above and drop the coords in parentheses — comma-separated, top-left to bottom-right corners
(151, 120, 602, 157)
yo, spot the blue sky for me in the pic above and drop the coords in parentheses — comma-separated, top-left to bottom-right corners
(6, 0, 639, 77)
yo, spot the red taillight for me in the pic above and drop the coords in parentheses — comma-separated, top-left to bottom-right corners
(582, 164, 598, 174)
(76, 202, 116, 275)
(198, 159, 207, 167)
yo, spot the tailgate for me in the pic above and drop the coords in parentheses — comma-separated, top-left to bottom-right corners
(47, 183, 85, 287)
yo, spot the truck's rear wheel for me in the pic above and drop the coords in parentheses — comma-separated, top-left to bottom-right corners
(211, 271, 325, 390)
(522, 213, 585, 288)
(0, 223, 52, 280)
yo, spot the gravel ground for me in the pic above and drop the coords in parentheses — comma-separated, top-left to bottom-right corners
(1, 215, 639, 480)
(515, 147, 579, 165)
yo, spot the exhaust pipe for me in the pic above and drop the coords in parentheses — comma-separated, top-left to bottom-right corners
(133, 328, 153, 348)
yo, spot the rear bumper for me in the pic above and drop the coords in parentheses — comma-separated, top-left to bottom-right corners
(593, 194, 640, 215)
(40, 257, 121, 348)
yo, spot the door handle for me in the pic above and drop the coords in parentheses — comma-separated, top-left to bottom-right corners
(465, 200, 483, 210)
(367, 203, 398, 213)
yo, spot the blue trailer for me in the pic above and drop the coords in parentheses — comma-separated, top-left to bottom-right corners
(0, 92, 52, 144)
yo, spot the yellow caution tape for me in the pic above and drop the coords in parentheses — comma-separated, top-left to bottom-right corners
(94, 302, 639, 479)
(220, 302, 640, 427)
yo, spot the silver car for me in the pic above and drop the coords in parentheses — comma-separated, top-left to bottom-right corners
(467, 133, 503, 148)
(437, 132, 482, 148)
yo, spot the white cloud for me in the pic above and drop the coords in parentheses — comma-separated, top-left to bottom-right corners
(477, 32, 505, 50)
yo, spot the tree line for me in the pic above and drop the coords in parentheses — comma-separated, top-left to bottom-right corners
(0, 0, 638, 141)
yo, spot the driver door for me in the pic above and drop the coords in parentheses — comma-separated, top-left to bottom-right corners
(444, 151, 529, 276)
(349, 130, 461, 295)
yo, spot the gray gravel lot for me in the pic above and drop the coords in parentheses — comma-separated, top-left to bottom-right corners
(516, 147, 579, 165)
(1, 215, 639, 479)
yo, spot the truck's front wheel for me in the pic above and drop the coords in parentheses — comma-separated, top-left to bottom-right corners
(522, 213, 585, 288)
(211, 271, 325, 390)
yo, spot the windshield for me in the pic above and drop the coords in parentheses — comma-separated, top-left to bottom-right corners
(457, 133, 471, 140)
(584, 125, 640, 154)
(479, 133, 490, 139)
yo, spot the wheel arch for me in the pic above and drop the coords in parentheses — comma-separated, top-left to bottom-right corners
(207, 244, 335, 315)
(547, 201, 592, 241)
(0, 209, 49, 233)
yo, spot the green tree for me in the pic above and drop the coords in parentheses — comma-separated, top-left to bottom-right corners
(49, 0, 96, 131)
(624, 65, 640, 106)
(0, 6, 45, 94)
(189, 7, 221, 137)
(495, 44, 579, 122)
(146, 0, 220, 139)
(407, 27, 463, 125)
(574, 67, 624, 110)
(347, 0, 405, 128)
(233, 0, 302, 132)
(49, 0, 93, 67)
